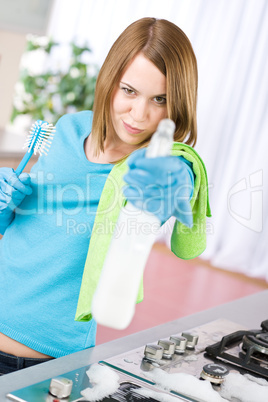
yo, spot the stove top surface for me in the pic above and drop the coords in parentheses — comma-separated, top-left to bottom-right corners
(7, 319, 268, 402)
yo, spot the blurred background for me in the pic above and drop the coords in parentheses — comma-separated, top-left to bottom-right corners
(0, 0, 267, 342)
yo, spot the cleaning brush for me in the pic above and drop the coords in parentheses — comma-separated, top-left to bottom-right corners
(15, 120, 56, 175)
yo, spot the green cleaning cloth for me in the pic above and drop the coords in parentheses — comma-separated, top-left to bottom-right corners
(75, 143, 211, 322)
(170, 143, 211, 259)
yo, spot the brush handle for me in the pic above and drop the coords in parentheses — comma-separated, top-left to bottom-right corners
(15, 148, 34, 176)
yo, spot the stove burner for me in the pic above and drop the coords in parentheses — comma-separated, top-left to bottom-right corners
(205, 319, 268, 379)
(242, 333, 268, 356)
(200, 363, 229, 384)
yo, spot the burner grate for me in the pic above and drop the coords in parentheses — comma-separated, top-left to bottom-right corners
(205, 320, 268, 379)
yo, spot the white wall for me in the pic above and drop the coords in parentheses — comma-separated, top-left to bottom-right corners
(0, 0, 54, 129)
(0, 30, 26, 129)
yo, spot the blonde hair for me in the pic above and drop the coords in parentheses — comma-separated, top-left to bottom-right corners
(91, 18, 198, 157)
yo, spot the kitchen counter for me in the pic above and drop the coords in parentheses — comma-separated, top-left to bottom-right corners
(1, 289, 267, 400)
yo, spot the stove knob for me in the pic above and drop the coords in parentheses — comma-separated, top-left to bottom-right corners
(157, 340, 175, 359)
(181, 332, 199, 349)
(140, 358, 157, 372)
(144, 344, 163, 361)
(169, 335, 187, 354)
(200, 363, 229, 384)
(49, 377, 73, 399)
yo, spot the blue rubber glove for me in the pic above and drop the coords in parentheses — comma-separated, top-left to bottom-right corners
(0, 168, 32, 235)
(123, 149, 194, 227)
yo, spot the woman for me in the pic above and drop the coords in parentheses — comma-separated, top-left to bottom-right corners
(91, 17, 197, 161)
(0, 18, 209, 374)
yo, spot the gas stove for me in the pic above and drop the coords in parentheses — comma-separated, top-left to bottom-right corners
(7, 318, 268, 402)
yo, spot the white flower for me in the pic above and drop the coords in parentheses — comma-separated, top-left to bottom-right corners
(66, 92, 75, 101)
(70, 67, 80, 78)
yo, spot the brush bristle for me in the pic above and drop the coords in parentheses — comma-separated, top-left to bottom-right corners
(23, 120, 56, 156)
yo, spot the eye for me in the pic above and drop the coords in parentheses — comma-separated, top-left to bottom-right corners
(153, 96, 166, 105)
(121, 86, 135, 95)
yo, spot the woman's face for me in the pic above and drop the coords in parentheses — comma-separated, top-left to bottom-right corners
(110, 53, 168, 152)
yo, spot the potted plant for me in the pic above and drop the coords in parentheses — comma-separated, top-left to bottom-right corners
(11, 35, 99, 128)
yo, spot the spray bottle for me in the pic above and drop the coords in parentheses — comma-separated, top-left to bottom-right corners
(92, 119, 176, 329)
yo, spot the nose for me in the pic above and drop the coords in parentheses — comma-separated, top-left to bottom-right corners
(129, 98, 148, 123)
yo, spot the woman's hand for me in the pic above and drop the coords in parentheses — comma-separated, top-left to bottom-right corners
(123, 149, 193, 227)
(0, 168, 32, 234)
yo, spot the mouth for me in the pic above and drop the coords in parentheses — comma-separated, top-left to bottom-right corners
(122, 121, 144, 135)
